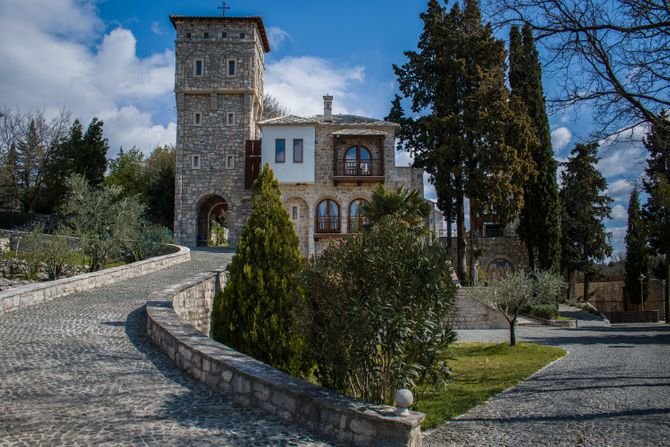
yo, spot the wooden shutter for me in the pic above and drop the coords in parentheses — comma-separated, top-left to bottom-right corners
(245, 140, 262, 189)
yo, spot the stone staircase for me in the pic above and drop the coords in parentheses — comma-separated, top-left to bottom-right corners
(448, 288, 508, 329)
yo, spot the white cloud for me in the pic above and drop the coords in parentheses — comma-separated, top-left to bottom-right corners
(265, 56, 365, 116)
(150, 21, 162, 35)
(267, 26, 290, 49)
(608, 225, 627, 253)
(423, 172, 436, 201)
(551, 127, 572, 152)
(606, 178, 635, 201)
(610, 204, 627, 220)
(597, 143, 646, 177)
(0, 0, 175, 155)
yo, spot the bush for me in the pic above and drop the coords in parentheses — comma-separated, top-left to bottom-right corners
(300, 215, 457, 405)
(211, 165, 306, 376)
(524, 303, 559, 320)
(127, 224, 174, 261)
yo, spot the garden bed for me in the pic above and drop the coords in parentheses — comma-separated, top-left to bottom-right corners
(414, 342, 566, 429)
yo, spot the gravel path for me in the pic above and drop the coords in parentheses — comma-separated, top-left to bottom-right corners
(0, 249, 327, 446)
(425, 317, 670, 446)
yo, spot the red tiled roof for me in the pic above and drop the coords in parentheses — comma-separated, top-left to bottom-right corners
(169, 15, 270, 52)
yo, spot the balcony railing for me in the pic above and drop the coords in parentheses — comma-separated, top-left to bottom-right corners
(315, 216, 340, 233)
(334, 159, 384, 178)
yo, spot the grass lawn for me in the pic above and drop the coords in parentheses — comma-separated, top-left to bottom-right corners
(553, 315, 576, 321)
(414, 342, 566, 429)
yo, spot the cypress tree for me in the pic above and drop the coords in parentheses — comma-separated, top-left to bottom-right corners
(642, 113, 670, 320)
(510, 23, 562, 271)
(624, 187, 649, 308)
(559, 143, 612, 300)
(211, 164, 305, 376)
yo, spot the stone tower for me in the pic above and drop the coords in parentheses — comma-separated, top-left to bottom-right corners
(170, 15, 270, 246)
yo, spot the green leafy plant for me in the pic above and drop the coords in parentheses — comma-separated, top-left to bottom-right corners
(301, 215, 457, 405)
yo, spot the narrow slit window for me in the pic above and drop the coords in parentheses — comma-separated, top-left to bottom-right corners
(275, 139, 285, 163)
(185, 32, 191, 39)
(194, 59, 204, 76)
(227, 155, 234, 168)
(222, 31, 227, 38)
(293, 139, 303, 163)
(192, 155, 200, 169)
(228, 60, 236, 76)
(194, 113, 201, 125)
(240, 32, 245, 39)
(204, 32, 209, 39)
(292, 206, 298, 220)
(227, 113, 235, 125)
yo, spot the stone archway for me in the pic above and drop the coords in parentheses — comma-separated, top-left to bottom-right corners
(197, 195, 229, 247)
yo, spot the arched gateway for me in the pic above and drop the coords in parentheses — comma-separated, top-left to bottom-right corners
(197, 195, 229, 247)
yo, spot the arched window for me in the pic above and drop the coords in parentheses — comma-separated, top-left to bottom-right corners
(348, 199, 367, 233)
(316, 199, 340, 233)
(344, 145, 372, 176)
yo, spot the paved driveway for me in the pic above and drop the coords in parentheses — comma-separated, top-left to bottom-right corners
(425, 319, 670, 446)
(0, 249, 326, 446)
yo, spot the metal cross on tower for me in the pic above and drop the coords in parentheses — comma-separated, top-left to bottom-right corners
(217, 0, 230, 17)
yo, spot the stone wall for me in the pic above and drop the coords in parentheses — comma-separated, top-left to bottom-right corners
(575, 279, 666, 321)
(0, 246, 190, 316)
(448, 288, 509, 329)
(146, 270, 425, 447)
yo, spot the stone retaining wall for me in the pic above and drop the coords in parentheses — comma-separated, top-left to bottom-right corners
(0, 245, 190, 315)
(146, 271, 425, 447)
(448, 288, 508, 329)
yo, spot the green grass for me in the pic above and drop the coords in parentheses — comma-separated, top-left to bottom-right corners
(3, 250, 87, 266)
(414, 342, 566, 429)
(553, 315, 576, 321)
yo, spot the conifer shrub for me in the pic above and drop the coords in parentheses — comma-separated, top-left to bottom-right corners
(211, 164, 306, 376)
(300, 215, 457, 405)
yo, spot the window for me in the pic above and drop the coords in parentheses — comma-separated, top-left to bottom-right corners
(185, 32, 191, 39)
(228, 59, 236, 76)
(222, 31, 227, 38)
(344, 145, 372, 176)
(204, 32, 209, 39)
(194, 112, 202, 126)
(240, 32, 246, 39)
(194, 59, 204, 76)
(348, 199, 367, 233)
(293, 139, 303, 163)
(292, 206, 298, 220)
(275, 139, 285, 163)
(192, 155, 201, 169)
(226, 155, 234, 169)
(227, 112, 235, 126)
(316, 199, 340, 233)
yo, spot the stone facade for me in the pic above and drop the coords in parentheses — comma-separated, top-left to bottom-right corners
(171, 16, 270, 247)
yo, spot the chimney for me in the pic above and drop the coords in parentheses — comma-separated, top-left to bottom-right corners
(323, 94, 333, 122)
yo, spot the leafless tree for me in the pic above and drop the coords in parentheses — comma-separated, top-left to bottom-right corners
(0, 107, 71, 212)
(262, 94, 290, 120)
(488, 0, 669, 137)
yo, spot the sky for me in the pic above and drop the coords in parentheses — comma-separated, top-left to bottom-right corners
(0, 0, 648, 254)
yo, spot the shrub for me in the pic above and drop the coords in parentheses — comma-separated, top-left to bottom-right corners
(211, 165, 306, 376)
(525, 303, 559, 320)
(300, 215, 457, 405)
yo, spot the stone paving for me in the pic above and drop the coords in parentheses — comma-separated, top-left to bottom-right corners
(0, 249, 327, 446)
(425, 313, 670, 446)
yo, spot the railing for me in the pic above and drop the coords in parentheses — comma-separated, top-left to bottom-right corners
(315, 216, 340, 233)
(334, 159, 384, 177)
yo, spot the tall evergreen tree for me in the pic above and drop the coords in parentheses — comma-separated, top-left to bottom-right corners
(559, 143, 612, 300)
(509, 23, 562, 271)
(393, 0, 536, 281)
(642, 113, 670, 321)
(211, 164, 305, 376)
(624, 187, 649, 309)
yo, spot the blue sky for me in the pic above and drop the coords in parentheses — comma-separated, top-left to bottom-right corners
(0, 0, 646, 254)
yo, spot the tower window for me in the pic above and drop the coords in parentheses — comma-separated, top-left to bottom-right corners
(185, 32, 191, 39)
(227, 155, 234, 169)
(292, 206, 298, 220)
(275, 139, 285, 163)
(240, 32, 245, 39)
(222, 31, 227, 38)
(227, 112, 235, 126)
(194, 59, 204, 76)
(228, 60, 236, 76)
(204, 32, 209, 39)
(192, 155, 201, 169)
(194, 112, 202, 126)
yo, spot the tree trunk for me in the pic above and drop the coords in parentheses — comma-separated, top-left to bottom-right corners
(665, 247, 670, 324)
(469, 203, 478, 286)
(526, 241, 536, 272)
(584, 270, 591, 303)
(566, 269, 576, 301)
(509, 318, 516, 346)
(447, 218, 453, 249)
(456, 193, 467, 281)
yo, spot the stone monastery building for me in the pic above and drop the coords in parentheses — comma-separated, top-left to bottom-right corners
(170, 14, 423, 257)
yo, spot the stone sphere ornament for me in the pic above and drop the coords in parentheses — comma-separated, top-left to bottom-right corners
(395, 388, 414, 416)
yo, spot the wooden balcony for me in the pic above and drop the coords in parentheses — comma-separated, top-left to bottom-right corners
(333, 159, 384, 184)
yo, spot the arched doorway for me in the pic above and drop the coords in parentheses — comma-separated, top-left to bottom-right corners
(197, 195, 229, 247)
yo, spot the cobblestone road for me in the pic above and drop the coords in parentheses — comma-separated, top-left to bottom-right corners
(0, 249, 327, 446)
(425, 317, 670, 446)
